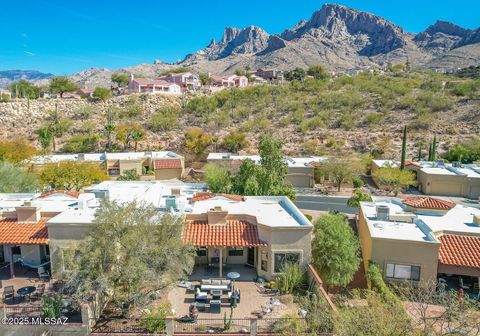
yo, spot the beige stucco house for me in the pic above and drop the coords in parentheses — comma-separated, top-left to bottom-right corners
(371, 159, 480, 199)
(358, 196, 480, 287)
(184, 193, 313, 280)
(30, 151, 185, 181)
(207, 153, 326, 188)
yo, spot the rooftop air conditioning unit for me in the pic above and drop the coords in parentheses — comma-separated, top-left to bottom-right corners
(376, 205, 390, 221)
(452, 161, 462, 168)
(437, 159, 445, 167)
(389, 213, 416, 223)
(473, 214, 480, 226)
(77, 153, 85, 161)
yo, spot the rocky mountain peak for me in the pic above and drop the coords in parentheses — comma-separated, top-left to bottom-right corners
(424, 20, 470, 37)
(203, 25, 270, 59)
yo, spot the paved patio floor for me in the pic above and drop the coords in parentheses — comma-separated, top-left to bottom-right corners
(168, 266, 298, 319)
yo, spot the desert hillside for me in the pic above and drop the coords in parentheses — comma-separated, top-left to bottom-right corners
(1, 70, 479, 161)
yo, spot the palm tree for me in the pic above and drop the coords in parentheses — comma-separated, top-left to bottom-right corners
(131, 130, 145, 152)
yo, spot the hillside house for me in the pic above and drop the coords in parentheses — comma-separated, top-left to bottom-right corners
(255, 68, 284, 82)
(160, 72, 201, 91)
(127, 75, 181, 95)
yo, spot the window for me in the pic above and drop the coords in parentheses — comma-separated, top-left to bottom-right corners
(385, 263, 420, 281)
(196, 247, 207, 257)
(11, 246, 21, 255)
(273, 252, 300, 273)
(228, 248, 244, 257)
(261, 250, 268, 272)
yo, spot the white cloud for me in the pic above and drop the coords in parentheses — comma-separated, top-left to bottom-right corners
(24, 51, 36, 56)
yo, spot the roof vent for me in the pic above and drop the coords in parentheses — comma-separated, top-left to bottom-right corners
(452, 161, 462, 168)
(376, 205, 390, 221)
(437, 159, 445, 167)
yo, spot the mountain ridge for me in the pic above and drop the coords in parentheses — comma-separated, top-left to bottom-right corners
(2, 4, 480, 88)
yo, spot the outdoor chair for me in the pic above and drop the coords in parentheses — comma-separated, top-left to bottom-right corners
(195, 288, 208, 303)
(38, 266, 50, 280)
(34, 284, 45, 300)
(3, 285, 14, 303)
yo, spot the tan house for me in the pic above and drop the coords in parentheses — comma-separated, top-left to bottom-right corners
(184, 193, 313, 280)
(371, 159, 480, 199)
(160, 72, 201, 91)
(30, 151, 185, 181)
(358, 196, 480, 289)
(255, 68, 284, 82)
(207, 153, 326, 188)
(209, 75, 248, 89)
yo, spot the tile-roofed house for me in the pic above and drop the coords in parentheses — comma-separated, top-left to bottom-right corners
(183, 220, 266, 247)
(38, 190, 81, 199)
(191, 193, 245, 203)
(402, 196, 456, 211)
(187, 195, 313, 279)
(0, 218, 49, 245)
(127, 74, 181, 95)
(438, 234, 480, 270)
(154, 159, 183, 169)
(358, 197, 480, 283)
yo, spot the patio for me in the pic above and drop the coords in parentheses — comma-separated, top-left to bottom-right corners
(168, 265, 299, 319)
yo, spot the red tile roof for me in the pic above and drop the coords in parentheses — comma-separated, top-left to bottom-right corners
(191, 193, 245, 203)
(439, 235, 480, 269)
(154, 159, 182, 170)
(183, 220, 266, 247)
(403, 197, 456, 210)
(404, 160, 422, 168)
(0, 218, 49, 245)
(38, 190, 80, 199)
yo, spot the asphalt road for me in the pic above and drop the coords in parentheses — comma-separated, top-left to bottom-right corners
(295, 195, 357, 214)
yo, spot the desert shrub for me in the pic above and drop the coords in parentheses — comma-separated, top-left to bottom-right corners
(142, 302, 172, 333)
(63, 134, 99, 153)
(364, 112, 383, 125)
(221, 130, 248, 152)
(276, 262, 305, 294)
(148, 106, 181, 131)
(352, 176, 365, 188)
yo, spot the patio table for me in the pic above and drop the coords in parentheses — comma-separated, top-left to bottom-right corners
(210, 289, 223, 300)
(17, 286, 36, 302)
(227, 271, 241, 292)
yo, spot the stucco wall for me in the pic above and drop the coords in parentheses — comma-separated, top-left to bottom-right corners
(154, 168, 183, 180)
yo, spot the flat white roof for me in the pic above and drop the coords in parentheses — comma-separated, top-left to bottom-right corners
(360, 199, 480, 242)
(31, 151, 181, 164)
(191, 196, 312, 228)
(420, 167, 457, 176)
(207, 153, 326, 167)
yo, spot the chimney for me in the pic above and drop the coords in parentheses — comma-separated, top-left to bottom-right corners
(207, 206, 228, 225)
(130, 73, 134, 81)
(15, 202, 41, 223)
(171, 188, 181, 196)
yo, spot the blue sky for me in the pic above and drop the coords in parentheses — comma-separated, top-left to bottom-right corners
(1, 0, 479, 74)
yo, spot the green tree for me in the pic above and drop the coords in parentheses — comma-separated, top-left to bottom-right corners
(307, 65, 329, 80)
(184, 128, 214, 158)
(221, 130, 248, 153)
(111, 73, 130, 87)
(400, 126, 407, 170)
(49, 76, 79, 98)
(231, 159, 260, 195)
(347, 189, 372, 208)
(443, 144, 474, 163)
(285, 67, 306, 81)
(0, 162, 38, 192)
(8, 80, 40, 99)
(116, 123, 145, 151)
(204, 163, 232, 193)
(318, 156, 365, 192)
(36, 127, 54, 152)
(0, 138, 37, 164)
(39, 161, 107, 191)
(62, 200, 195, 313)
(372, 166, 416, 196)
(104, 109, 116, 151)
(417, 141, 423, 161)
(44, 109, 73, 152)
(92, 87, 113, 101)
(312, 213, 360, 288)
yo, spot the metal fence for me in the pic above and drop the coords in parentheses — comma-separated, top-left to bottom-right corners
(4, 305, 43, 319)
(173, 318, 250, 334)
(91, 318, 166, 334)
